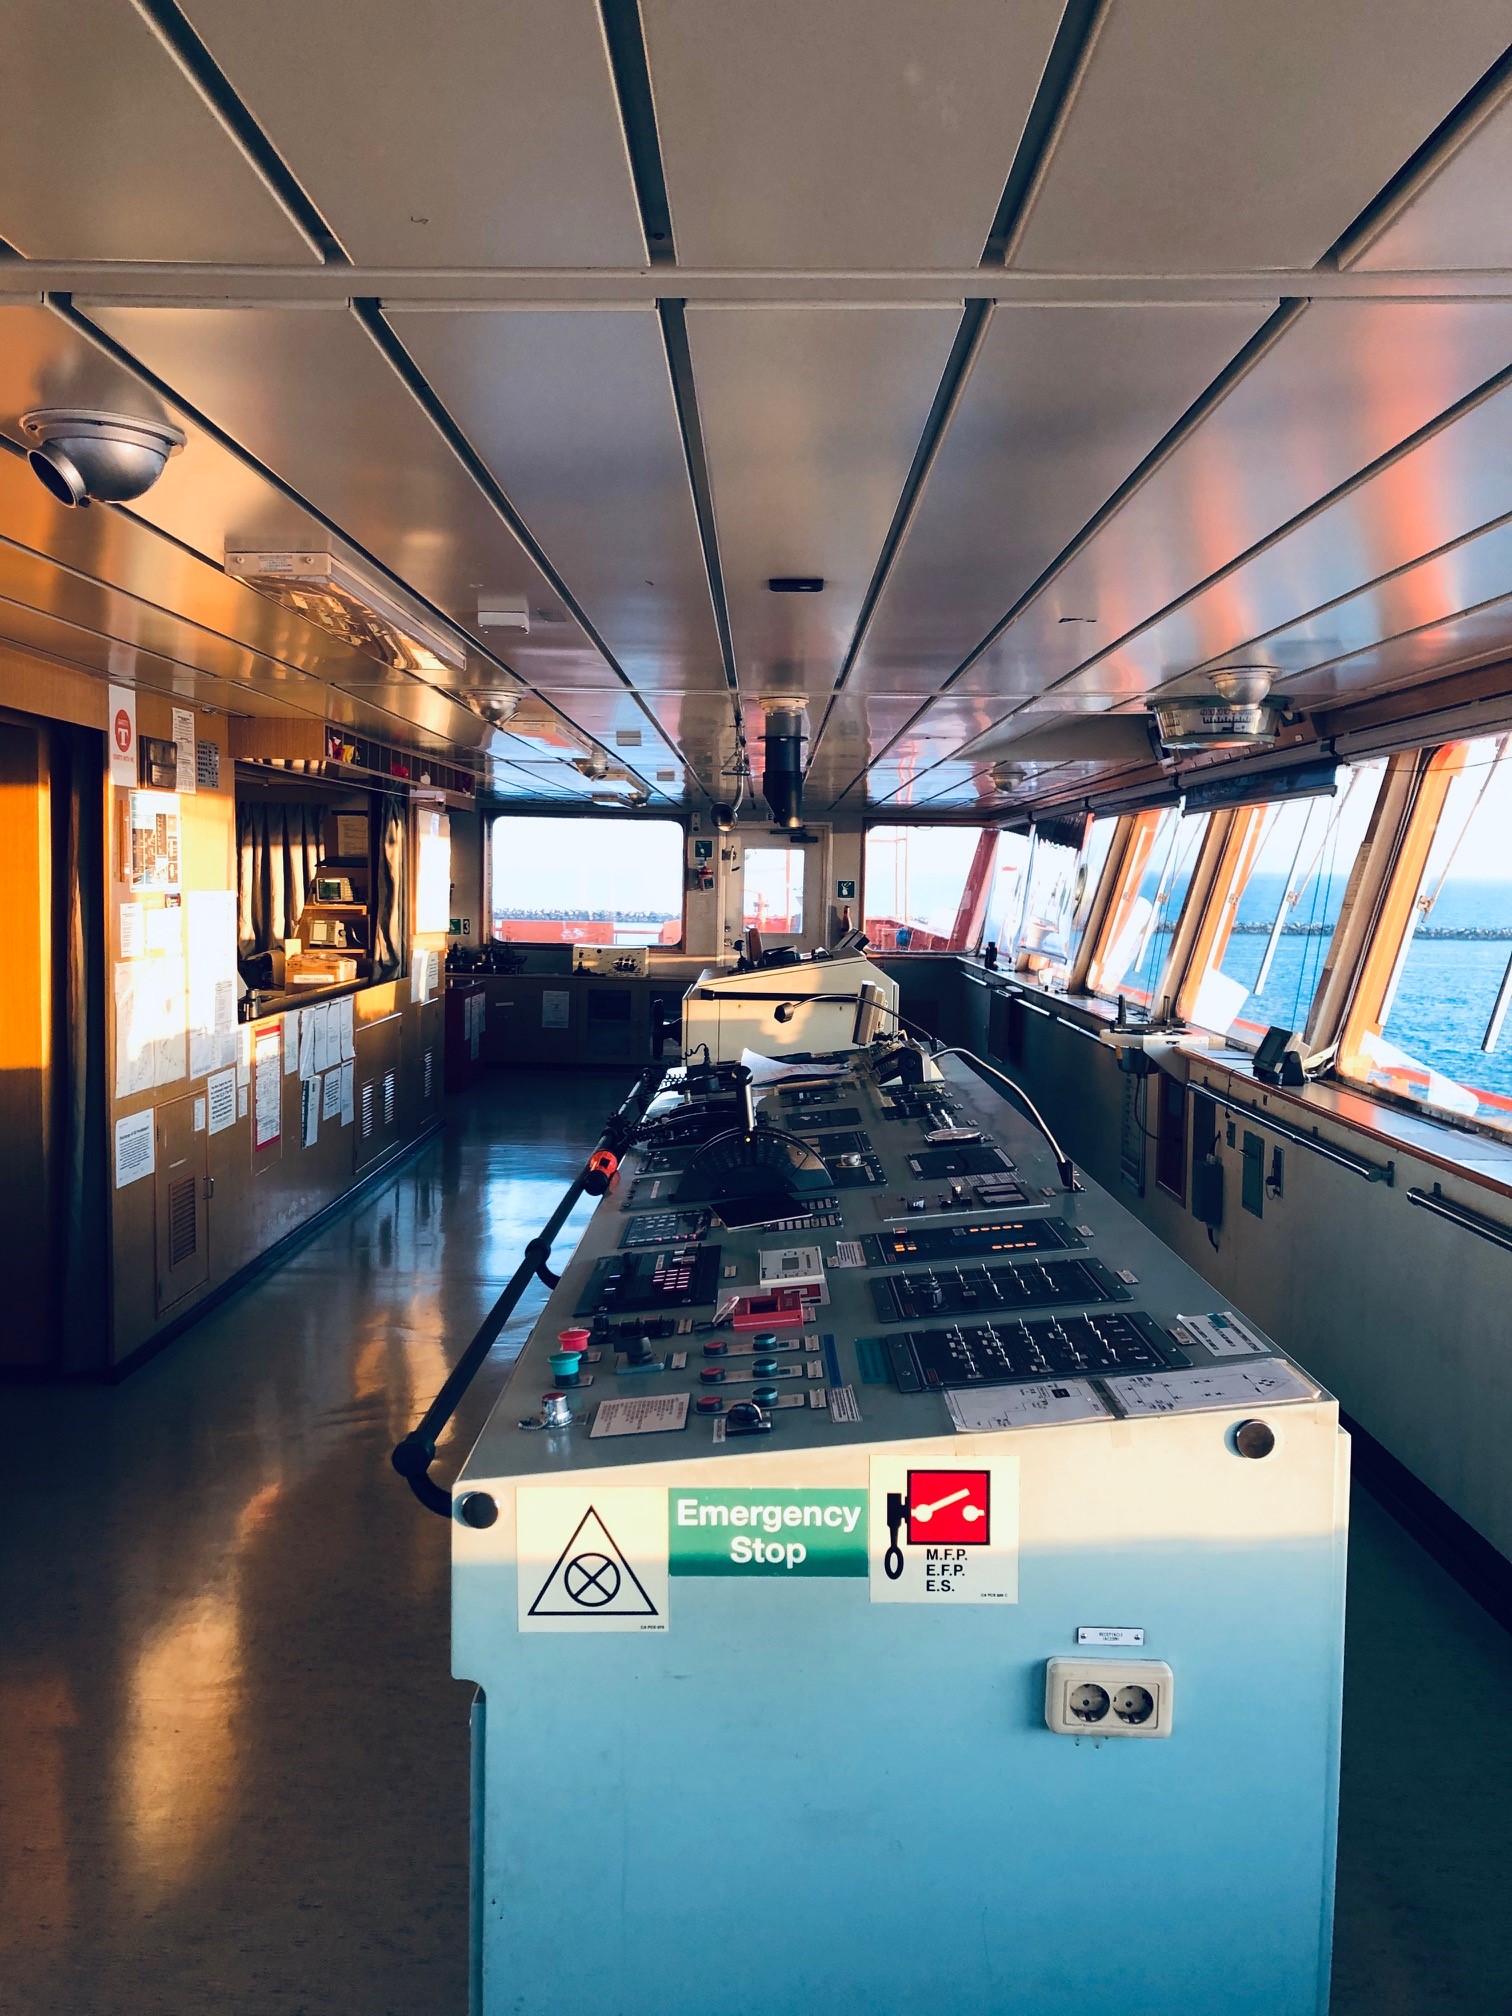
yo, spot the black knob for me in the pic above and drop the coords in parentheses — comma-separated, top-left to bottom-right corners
(457, 1491, 498, 1528)
(725, 1401, 772, 1436)
(1234, 1419, 1276, 1460)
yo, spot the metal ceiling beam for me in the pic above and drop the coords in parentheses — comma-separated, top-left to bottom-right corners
(0, 266, 1507, 306)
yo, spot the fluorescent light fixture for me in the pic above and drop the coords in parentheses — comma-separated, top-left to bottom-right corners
(477, 594, 530, 632)
(226, 548, 467, 675)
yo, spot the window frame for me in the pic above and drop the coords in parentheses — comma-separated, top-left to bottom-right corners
(484, 809, 687, 951)
(860, 823, 996, 954)
(1334, 742, 1495, 1117)
(1082, 805, 1221, 1014)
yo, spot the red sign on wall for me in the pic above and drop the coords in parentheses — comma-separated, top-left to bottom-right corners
(905, 1469, 991, 1548)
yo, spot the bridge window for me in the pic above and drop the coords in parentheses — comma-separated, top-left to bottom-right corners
(1342, 738, 1512, 1131)
(864, 826, 992, 952)
(743, 846, 805, 937)
(1088, 807, 1211, 1011)
(979, 816, 1116, 979)
(1183, 762, 1386, 1044)
(488, 815, 683, 947)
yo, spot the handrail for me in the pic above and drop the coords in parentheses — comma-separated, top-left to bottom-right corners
(1406, 1182, 1512, 1255)
(391, 1060, 668, 1517)
(1195, 1085, 1395, 1186)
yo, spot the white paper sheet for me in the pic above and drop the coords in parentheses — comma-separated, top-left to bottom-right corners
(237, 1082, 249, 1119)
(253, 1026, 282, 1150)
(321, 1068, 341, 1121)
(945, 1381, 1115, 1431)
(145, 906, 183, 957)
(172, 707, 197, 795)
(541, 988, 570, 1030)
(185, 889, 237, 1080)
(338, 994, 356, 1061)
(283, 1011, 300, 1074)
(302, 1078, 320, 1147)
(113, 963, 155, 1098)
(113, 1109, 154, 1188)
(119, 902, 145, 959)
(207, 1068, 236, 1135)
(1104, 1362, 1317, 1418)
(339, 1058, 355, 1126)
(298, 1009, 316, 1080)
(193, 1096, 206, 1132)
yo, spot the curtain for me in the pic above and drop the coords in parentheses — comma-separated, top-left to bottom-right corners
(371, 793, 407, 981)
(47, 723, 108, 1371)
(237, 800, 326, 980)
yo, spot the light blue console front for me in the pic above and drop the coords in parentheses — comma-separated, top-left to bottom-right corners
(453, 1059, 1347, 2015)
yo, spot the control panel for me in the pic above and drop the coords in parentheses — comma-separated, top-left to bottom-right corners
(467, 1048, 1325, 1460)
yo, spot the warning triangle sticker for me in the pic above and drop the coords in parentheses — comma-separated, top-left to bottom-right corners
(528, 1505, 660, 1619)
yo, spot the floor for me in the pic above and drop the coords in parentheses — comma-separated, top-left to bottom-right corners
(1, 1070, 1509, 2016)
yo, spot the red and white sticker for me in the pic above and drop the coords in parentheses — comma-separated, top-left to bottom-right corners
(868, 1455, 1018, 1605)
(107, 683, 137, 785)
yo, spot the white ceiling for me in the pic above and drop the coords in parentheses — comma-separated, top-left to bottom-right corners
(0, 0, 1511, 819)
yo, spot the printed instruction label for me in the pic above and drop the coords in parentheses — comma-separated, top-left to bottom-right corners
(1078, 1626, 1145, 1647)
(868, 1456, 1019, 1605)
(1105, 1361, 1316, 1416)
(1177, 1310, 1270, 1357)
(516, 1488, 668, 1634)
(946, 1380, 1111, 1432)
(669, 1489, 868, 1577)
(590, 1394, 690, 1438)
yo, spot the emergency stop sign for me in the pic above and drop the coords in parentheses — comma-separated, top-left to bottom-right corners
(905, 1469, 990, 1547)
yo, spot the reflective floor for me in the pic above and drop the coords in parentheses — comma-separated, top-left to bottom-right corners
(1, 1070, 1509, 2016)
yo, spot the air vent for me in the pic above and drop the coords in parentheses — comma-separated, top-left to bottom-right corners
(168, 1175, 198, 1268)
(768, 577, 825, 593)
(423, 1049, 433, 1101)
(361, 1081, 375, 1139)
(615, 729, 643, 748)
(383, 1070, 396, 1127)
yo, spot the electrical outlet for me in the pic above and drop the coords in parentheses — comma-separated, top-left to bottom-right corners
(1044, 1658, 1174, 1738)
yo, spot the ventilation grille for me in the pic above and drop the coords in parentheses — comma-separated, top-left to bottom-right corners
(168, 1174, 198, 1268)
(383, 1070, 396, 1126)
(423, 1048, 433, 1101)
(361, 1080, 376, 1140)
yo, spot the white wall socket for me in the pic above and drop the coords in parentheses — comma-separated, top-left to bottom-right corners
(1044, 1658, 1175, 1738)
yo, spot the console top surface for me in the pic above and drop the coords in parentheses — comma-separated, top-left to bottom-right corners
(460, 1052, 1332, 1485)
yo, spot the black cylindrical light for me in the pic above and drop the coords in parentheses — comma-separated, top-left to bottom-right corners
(761, 706, 806, 829)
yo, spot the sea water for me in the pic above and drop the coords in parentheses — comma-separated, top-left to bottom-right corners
(1212, 873, 1512, 1114)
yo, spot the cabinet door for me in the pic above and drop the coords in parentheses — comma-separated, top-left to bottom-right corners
(155, 1096, 208, 1313)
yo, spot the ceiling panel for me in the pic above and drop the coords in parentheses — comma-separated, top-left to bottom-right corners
(686, 306, 960, 697)
(182, 0, 644, 267)
(387, 307, 722, 691)
(1213, 598, 1512, 711)
(1178, 518, 1512, 698)
(849, 301, 1272, 696)
(0, 1, 313, 262)
(1060, 364, 1512, 704)
(89, 302, 629, 699)
(953, 302, 1512, 698)
(1011, 0, 1512, 271)
(642, 0, 1063, 268)
(1350, 90, 1512, 272)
